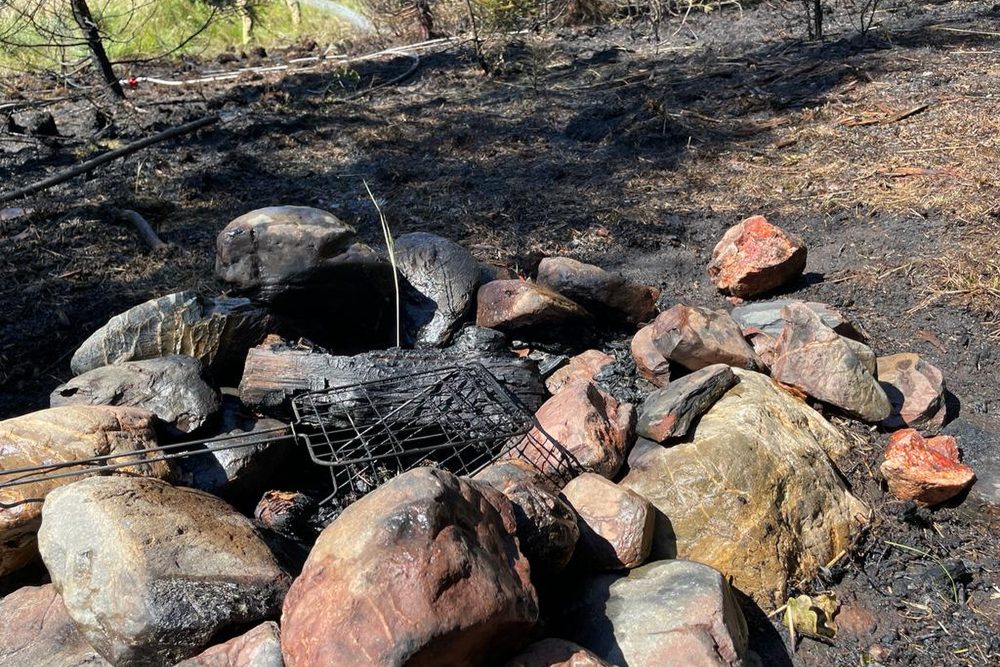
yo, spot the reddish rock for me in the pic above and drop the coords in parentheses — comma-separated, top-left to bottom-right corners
(175, 622, 282, 667)
(280, 468, 538, 667)
(546, 350, 615, 395)
(707, 215, 807, 297)
(476, 280, 591, 339)
(637, 364, 738, 442)
(473, 458, 556, 494)
(0, 584, 110, 667)
(511, 381, 635, 481)
(503, 639, 614, 667)
(561, 473, 654, 570)
(651, 305, 760, 372)
(877, 353, 947, 432)
(630, 325, 671, 387)
(536, 257, 659, 324)
(880, 429, 975, 506)
(771, 303, 890, 423)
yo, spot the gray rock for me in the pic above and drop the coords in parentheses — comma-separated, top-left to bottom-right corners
(621, 370, 868, 607)
(536, 257, 659, 325)
(395, 232, 482, 347)
(771, 303, 890, 422)
(0, 584, 110, 667)
(637, 364, 738, 442)
(730, 299, 868, 342)
(51, 355, 221, 434)
(70, 291, 273, 383)
(172, 394, 291, 501)
(215, 206, 356, 299)
(38, 477, 290, 666)
(556, 560, 748, 667)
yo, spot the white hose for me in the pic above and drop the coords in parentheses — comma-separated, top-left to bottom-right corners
(119, 37, 456, 88)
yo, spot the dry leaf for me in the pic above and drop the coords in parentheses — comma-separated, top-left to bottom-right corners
(784, 593, 838, 641)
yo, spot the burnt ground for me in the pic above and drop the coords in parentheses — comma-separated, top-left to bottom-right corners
(2, 1, 1000, 665)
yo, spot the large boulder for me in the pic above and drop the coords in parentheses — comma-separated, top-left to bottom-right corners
(395, 232, 482, 347)
(556, 560, 749, 667)
(51, 355, 221, 435)
(637, 364, 738, 443)
(502, 639, 614, 667)
(280, 468, 538, 667)
(510, 381, 635, 481)
(651, 305, 760, 372)
(215, 206, 356, 300)
(0, 584, 111, 667)
(536, 257, 659, 325)
(877, 353, 947, 432)
(880, 429, 975, 506)
(771, 303, 890, 422)
(561, 473, 654, 570)
(707, 215, 807, 298)
(476, 280, 591, 341)
(174, 622, 283, 667)
(38, 477, 291, 666)
(0, 406, 168, 577)
(215, 207, 396, 351)
(70, 291, 273, 382)
(621, 369, 868, 607)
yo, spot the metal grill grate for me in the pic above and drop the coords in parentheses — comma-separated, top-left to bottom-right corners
(290, 363, 535, 503)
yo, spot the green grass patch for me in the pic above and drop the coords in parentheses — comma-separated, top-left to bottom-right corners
(0, 0, 354, 75)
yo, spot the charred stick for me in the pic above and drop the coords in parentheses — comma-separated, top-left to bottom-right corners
(0, 115, 219, 204)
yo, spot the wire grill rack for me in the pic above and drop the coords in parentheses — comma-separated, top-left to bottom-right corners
(290, 363, 536, 503)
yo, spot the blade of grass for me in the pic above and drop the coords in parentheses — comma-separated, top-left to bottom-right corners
(363, 179, 400, 348)
(884, 539, 959, 604)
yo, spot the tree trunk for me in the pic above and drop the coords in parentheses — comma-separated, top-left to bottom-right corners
(69, 0, 125, 100)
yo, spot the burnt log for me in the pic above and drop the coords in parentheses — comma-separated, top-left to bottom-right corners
(239, 333, 545, 416)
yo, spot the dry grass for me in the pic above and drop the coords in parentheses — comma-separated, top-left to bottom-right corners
(644, 35, 1000, 320)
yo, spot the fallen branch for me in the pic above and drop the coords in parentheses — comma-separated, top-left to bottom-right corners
(0, 115, 219, 204)
(115, 208, 170, 252)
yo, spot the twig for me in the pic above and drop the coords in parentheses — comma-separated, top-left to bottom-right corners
(930, 25, 1000, 38)
(115, 209, 170, 252)
(0, 115, 219, 204)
